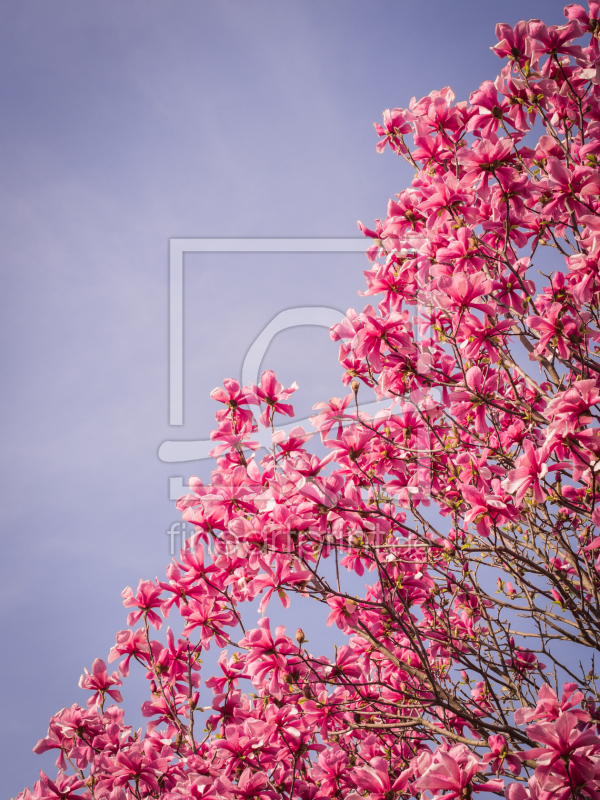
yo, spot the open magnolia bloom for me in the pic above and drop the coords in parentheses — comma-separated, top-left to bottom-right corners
(20, 5, 600, 800)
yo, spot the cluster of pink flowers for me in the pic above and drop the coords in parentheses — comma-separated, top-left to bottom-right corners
(19, 5, 600, 799)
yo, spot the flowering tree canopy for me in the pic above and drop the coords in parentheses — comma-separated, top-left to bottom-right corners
(19, 5, 600, 800)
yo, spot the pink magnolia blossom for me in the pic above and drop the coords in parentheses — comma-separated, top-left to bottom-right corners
(251, 560, 311, 614)
(78, 659, 123, 709)
(481, 735, 522, 775)
(107, 628, 150, 676)
(121, 579, 164, 630)
(354, 756, 410, 800)
(414, 745, 504, 800)
(210, 378, 256, 425)
(250, 369, 298, 427)
(326, 596, 360, 630)
(492, 21, 531, 65)
(501, 441, 567, 505)
(374, 107, 413, 154)
(515, 683, 590, 724)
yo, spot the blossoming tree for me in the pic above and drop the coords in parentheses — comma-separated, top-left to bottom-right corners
(19, 4, 600, 799)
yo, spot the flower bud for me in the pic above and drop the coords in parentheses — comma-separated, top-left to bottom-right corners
(296, 627, 307, 646)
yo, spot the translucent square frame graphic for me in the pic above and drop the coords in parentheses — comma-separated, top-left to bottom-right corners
(161, 238, 437, 500)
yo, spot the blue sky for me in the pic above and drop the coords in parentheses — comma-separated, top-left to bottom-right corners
(0, 1, 571, 795)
